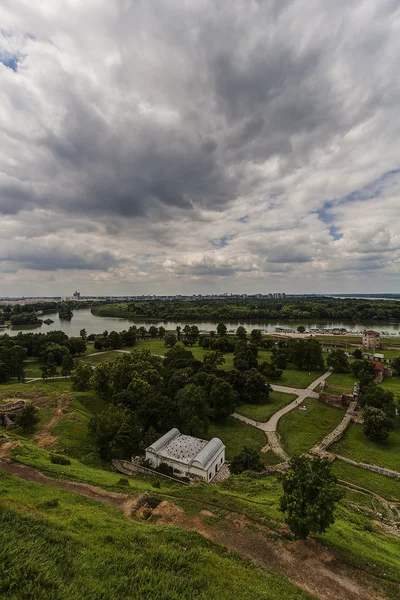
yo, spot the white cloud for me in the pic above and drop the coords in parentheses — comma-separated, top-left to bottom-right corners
(0, 0, 400, 294)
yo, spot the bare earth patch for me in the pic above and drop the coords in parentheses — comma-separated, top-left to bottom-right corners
(34, 394, 71, 449)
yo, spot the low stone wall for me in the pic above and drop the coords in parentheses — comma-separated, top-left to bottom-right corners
(311, 401, 357, 454)
(318, 392, 352, 409)
(0, 400, 28, 429)
(334, 454, 400, 479)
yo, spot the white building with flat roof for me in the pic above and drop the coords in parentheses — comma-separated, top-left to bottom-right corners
(145, 428, 225, 482)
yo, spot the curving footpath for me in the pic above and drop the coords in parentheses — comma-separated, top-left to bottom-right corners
(233, 370, 333, 460)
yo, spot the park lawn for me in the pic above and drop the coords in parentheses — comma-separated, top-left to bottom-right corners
(331, 417, 400, 473)
(325, 372, 357, 396)
(23, 358, 46, 378)
(0, 378, 72, 400)
(380, 375, 400, 400)
(379, 348, 400, 359)
(80, 351, 121, 366)
(278, 398, 345, 456)
(235, 391, 296, 422)
(135, 338, 170, 355)
(207, 417, 267, 464)
(276, 366, 325, 389)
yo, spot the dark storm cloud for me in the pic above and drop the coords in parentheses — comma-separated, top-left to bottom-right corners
(0, 0, 400, 291)
(0, 246, 119, 272)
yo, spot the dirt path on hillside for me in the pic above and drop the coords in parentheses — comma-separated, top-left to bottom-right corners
(0, 458, 137, 516)
(34, 394, 71, 449)
(0, 457, 393, 600)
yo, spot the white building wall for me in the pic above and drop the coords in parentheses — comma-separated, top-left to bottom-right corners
(145, 442, 226, 482)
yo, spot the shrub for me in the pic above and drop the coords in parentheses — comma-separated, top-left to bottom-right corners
(50, 454, 71, 466)
(117, 478, 130, 487)
(145, 494, 161, 509)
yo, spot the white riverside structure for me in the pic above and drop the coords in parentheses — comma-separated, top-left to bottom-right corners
(145, 428, 225, 482)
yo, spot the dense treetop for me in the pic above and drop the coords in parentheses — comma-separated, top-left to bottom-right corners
(92, 297, 400, 322)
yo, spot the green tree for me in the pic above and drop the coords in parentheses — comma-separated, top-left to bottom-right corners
(16, 403, 39, 433)
(273, 351, 287, 369)
(148, 325, 158, 338)
(297, 325, 306, 333)
(164, 332, 177, 348)
(250, 329, 262, 345)
(59, 303, 73, 320)
(259, 361, 283, 379)
(80, 328, 87, 341)
(352, 348, 363, 359)
(70, 362, 92, 391)
(89, 403, 139, 460)
(90, 360, 113, 398)
(351, 359, 375, 378)
(217, 322, 227, 337)
(236, 326, 247, 340)
(359, 385, 396, 421)
(187, 325, 200, 345)
(391, 356, 400, 375)
(177, 384, 209, 437)
(279, 456, 343, 540)
(363, 407, 391, 442)
(108, 331, 121, 349)
(230, 446, 263, 474)
(61, 353, 74, 376)
(326, 349, 351, 373)
(208, 378, 235, 421)
(202, 351, 225, 372)
(233, 340, 258, 372)
(45, 353, 57, 378)
(158, 326, 166, 338)
(243, 368, 271, 404)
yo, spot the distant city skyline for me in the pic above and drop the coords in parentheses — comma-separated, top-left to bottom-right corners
(1, 2, 400, 295)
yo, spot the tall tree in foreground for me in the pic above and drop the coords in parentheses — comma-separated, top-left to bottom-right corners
(279, 456, 343, 540)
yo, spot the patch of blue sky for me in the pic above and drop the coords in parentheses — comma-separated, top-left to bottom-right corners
(327, 168, 400, 210)
(0, 55, 18, 71)
(209, 235, 233, 248)
(317, 209, 342, 240)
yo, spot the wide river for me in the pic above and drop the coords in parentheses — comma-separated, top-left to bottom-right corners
(2, 309, 400, 337)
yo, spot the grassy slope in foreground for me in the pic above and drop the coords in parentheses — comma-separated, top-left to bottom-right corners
(2, 443, 400, 599)
(278, 398, 344, 456)
(0, 473, 312, 600)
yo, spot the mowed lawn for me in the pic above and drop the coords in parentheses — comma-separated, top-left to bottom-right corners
(278, 398, 345, 456)
(235, 391, 296, 422)
(325, 372, 357, 396)
(380, 375, 400, 401)
(277, 367, 326, 389)
(80, 351, 122, 366)
(207, 417, 268, 463)
(331, 417, 400, 473)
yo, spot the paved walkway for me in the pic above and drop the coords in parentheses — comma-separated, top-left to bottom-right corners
(233, 370, 333, 459)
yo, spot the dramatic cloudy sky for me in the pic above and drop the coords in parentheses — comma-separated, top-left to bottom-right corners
(1, 0, 400, 296)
